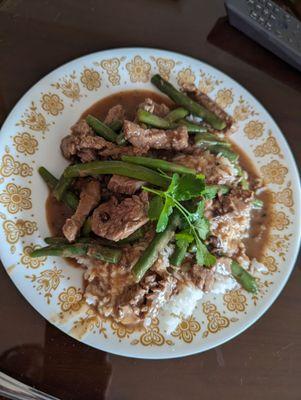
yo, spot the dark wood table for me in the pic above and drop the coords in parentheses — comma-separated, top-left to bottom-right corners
(0, 1, 300, 399)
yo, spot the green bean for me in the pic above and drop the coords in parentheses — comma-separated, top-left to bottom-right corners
(46, 223, 147, 248)
(38, 166, 58, 188)
(31, 242, 121, 263)
(44, 236, 120, 248)
(133, 213, 181, 282)
(151, 74, 226, 131)
(170, 242, 188, 266)
(231, 261, 258, 293)
(45, 237, 97, 245)
(236, 165, 250, 190)
(116, 132, 127, 146)
(252, 199, 264, 209)
(176, 119, 207, 133)
(82, 217, 92, 237)
(53, 175, 74, 202)
(121, 155, 196, 175)
(194, 132, 231, 148)
(118, 225, 148, 244)
(109, 119, 123, 132)
(86, 114, 118, 143)
(166, 107, 189, 123)
(138, 109, 206, 133)
(208, 145, 239, 162)
(31, 243, 88, 258)
(38, 167, 79, 211)
(86, 244, 122, 263)
(44, 237, 69, 245)
(137, 109, 170, 129)
(63, 161, 170, 188)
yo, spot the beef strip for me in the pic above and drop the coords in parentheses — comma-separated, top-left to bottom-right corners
(91, 192, 149, 241)
(71, 119, 94, 136)
(61, 119, 115, 162)
(104, 104, 125, 125)
(114, 272, 178, 325)
(123, 120, 189, 151)
(61, 118, 147, 162)
(186, 265, 216, 292)
(62, 180, 101, 242)
(108, 175, 146, 195)
(207, 188, 254, 256)
(98, 144, 148, 159)
(182, 83, 233, 130)
(139, 98, 170, 117)
(212, 188, 254, 216)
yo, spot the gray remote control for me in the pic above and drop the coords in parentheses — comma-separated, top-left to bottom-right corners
(224, 0, 301, 72)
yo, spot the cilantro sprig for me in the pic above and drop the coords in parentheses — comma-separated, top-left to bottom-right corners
(144, 173, 216, 267)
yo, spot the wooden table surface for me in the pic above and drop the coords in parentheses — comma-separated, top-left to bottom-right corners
(0, 1, 300, 399)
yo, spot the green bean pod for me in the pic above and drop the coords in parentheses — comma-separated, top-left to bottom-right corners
(151, 74, 227, 131)
(231, 261, 258, 293)
(38, 167, 79, 211)
(86, 114, 118, 142)
(132, 213, 181, 282)
(121, 155, 196, 175)
(63, 161, 170, 188)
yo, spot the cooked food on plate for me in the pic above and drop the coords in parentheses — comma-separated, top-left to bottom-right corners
(30, 75, 270, 332)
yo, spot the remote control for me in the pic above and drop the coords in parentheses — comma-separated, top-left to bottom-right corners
(224, 0, 301, 72)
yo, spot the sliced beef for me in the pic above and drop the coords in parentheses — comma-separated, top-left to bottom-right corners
(187, 265, 215, 292)
(63, 180, 101, 242)
(61, 119, 115, 162)
(98, 144, 148, 159)
(108, 175, 146, 195)
(182, 83, 233, 130)
(91, 192, 149, 241)
(115, 272, 177, 325)
(123, 120, 189, 151)
(139, 98, 170, 117)
(207, 189, 254, 256)
(213, 188, 254, 216)
(104, 104, 125, 125)
(71, 119, 94, 136)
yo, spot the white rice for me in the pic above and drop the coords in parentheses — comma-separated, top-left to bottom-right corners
(158, 285, 204, 334)
(159, 258, 238, 334)
(211, 261, 237, 294)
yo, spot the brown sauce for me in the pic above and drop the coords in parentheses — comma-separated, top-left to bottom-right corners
(46, 90, 272, 264)
(81, 89, 174, 122)
(230, 142, 273, 260)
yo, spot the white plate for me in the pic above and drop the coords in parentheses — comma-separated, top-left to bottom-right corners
(0, 48, 300, 359)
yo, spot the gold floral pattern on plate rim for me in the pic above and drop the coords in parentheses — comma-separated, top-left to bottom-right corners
(0, 48, 300, 359)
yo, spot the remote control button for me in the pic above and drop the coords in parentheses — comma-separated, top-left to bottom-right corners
(259, 16, 265, 24)
(250, 10, 258, 20)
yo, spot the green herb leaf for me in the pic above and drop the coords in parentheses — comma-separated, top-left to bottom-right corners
(148, 196, 164, 220)
(195, 239, 216, 266)
(173, 174, 205, 201)
(156, 197, 174, 232)
(202, 185, 230, 200)
(175, 231, 194, 244)
(194, 217, 210, 240)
